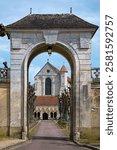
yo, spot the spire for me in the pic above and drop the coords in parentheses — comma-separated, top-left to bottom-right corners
(60, 65, 68, 72)
(30, 8, 32, 15)
(70, 7, 72, 14)
(47, 59, 49, 63)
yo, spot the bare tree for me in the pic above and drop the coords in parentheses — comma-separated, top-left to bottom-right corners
(27, 82, 36, 127)
(58, 81, 71, 121)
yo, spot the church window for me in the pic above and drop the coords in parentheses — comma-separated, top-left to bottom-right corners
(47, 69, 50, 73)
(51, 112, 53, 118)
(54, 112, 57, 119)
(45, 78, 51, 95)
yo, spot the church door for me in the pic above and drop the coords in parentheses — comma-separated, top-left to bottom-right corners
(43, 113, 48, 120)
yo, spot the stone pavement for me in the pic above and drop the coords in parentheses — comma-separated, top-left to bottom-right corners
(0, 121, 99, 150)
(9, 120, 91, 150)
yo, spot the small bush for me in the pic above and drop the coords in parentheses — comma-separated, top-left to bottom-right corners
(57, 119, 67, 128)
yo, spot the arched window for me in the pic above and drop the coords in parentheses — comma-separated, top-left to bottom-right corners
(43, 113, 48, 120)
(34, 112, 37, 118)
(38, 112, 40, 119)
(45, 78, 51, 95)
(54, 112, 57, 119)
(51, 112, 53, 118)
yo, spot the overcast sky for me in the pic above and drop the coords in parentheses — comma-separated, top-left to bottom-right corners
(0, 0, 100, 83)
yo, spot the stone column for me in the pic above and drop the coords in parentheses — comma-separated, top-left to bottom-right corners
(48, 111, 51, 119)
(57, 110, 60, 119)
(10, 64, 23, 138)
(40, 111, 43, 120)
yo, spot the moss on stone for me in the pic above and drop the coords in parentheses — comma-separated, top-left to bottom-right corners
(78, 127, 100, 140)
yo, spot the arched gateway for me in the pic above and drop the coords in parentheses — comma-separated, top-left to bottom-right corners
(4, 14, 98, 140)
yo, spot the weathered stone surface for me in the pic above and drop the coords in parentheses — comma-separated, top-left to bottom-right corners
(2, 13, 99, 140)
(0, 83, 10, 136)
(43, 30, 58, 44)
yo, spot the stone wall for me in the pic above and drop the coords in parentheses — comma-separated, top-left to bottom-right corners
(79, 81, 100, 140)
(8, 27, 97, 140)
(0, 83, 10, 136)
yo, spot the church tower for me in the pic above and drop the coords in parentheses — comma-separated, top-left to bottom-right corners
(60, 65, 68, 94)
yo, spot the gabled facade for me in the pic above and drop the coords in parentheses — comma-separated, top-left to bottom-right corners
(34, 62, 68, 96)
(34, 62, 70, 120)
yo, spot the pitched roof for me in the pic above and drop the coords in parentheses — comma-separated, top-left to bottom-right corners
(60, 65, 68, 72)
(6, 14, 98, 31)
(34, 62, 71, 80)
(34, 62, 59, 77)
(48, 62, 60, 73)
(35, 96, 58, 106)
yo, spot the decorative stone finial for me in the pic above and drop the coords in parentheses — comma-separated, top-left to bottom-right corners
(70, 7, 72, 14)
(3, 61, 8, 68)
(30, 8, 32, 15)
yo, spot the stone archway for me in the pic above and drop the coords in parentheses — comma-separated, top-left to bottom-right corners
(50, 112, 53, 119)
(54, 112, 57, 119)
(6, 14, 98, 141)
(43, 113, 48, 120)
(23, 42, 79, 141)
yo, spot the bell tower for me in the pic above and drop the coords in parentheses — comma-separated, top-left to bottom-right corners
(60, 65, 68, 94)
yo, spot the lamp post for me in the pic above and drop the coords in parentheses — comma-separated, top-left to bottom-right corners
(47, 46, 52, 56)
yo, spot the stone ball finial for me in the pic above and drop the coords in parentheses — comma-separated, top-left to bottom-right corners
(3, 61, 8, 68)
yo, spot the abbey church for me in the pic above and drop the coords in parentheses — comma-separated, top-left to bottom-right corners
(34, 62, 70, 120)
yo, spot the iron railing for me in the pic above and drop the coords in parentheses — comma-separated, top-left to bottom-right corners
(0, 67, 10, 83)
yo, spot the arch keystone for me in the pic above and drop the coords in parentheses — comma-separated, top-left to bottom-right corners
(43, 30, 58, 44)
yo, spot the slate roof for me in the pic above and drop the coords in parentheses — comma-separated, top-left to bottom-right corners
(6, 13, 98, 30)
(35, 96, 58, 106)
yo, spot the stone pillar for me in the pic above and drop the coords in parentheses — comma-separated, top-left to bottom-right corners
(57, 110, 60, 119)
(10, 66, 23, 138)
(48, 112, 51, 119)
(77, 33, 92, 139)
(70, 66, 80, 141)
(40, 111, 43, 120)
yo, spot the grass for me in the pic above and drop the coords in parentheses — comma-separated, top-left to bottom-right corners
(0, 122, 39, 141)
(0, 136, 10, 141)
(56, 119, 70, 136)
(28, 123, 39, 139)
(78, 139, 100, 144)
(57, 119, 67, 128)
(0, 136, 18, 141)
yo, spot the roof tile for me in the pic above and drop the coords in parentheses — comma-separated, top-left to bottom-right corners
(60, 65, 68, 72)
(35, 96, 58, 106)
(6, 14, 98, 30)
